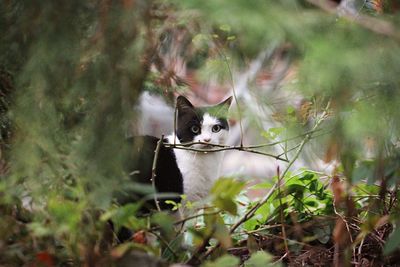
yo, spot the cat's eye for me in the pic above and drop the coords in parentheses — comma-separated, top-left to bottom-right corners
(190, 125, 200, 134)
(212, 125, 221, 133)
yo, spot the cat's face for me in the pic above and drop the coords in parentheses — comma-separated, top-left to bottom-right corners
(176, 96, 232, 148)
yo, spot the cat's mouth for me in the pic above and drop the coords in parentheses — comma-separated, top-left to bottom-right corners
(191, 143, 213, 150)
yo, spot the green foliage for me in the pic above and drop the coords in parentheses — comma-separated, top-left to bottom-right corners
(1, 0, 400, 265)
(244, 251, 281, 267)
(201, 254, 239, 267)
(245, 171, 334, 232)
(211, 178, 246, 215)
(384, 226, 400, 255)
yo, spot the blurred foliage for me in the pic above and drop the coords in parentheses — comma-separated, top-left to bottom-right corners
(1, 0, 400, 266)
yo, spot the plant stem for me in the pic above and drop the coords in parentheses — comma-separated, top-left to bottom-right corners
(201, 100, 331, 260)
(151, 135, 163, 212)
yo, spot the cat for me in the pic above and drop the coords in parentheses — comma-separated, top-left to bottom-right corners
(118, 95, 232, 211)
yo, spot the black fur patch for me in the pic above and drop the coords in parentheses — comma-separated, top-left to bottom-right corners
(119, 136, 184, 211)
(175, 95, 232, 143)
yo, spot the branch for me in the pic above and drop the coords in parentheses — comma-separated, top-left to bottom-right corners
(163, 129, 326, 163)
(307, 0, 400, 41)
(151, 135, 163, 212)
(201, 101, 331, 260)
(149, 210, 221, 232)
(216, 45, 245, 147)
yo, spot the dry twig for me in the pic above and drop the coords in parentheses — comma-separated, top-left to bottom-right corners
(200, 100, 331, 261)
(151, 135, 164, 212)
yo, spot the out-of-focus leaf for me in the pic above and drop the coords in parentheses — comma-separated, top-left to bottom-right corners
(201, 254, 239, 267)
(211, 178, 246, 215)
(353, 161, 375, 184)
(244, 251, 278, 267)
(247, 234, 259, 253)
(384, 226, 400, 255)
(286, 184, 306, 195)
(299, 173, 315, 181)
(261, 127, 285, 140)
(151, 212, 175, 238)
(312, 224, 331, 244)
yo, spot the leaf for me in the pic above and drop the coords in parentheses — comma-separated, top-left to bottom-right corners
(219, 24, 231, 32)
(244, 251, 277, 267)
(309, 179, 318, 192)
(211, 178, 246, 215)
(204, 212, 232, 248)
(151, 212, 174, 237)
(352, 161, 375, 184)
(104, 203, 143, 231)
(261, 127, 285, 140)
(286, 184, 306, 195)
(28, 222, 52, 237)
(247, 234, 259, 253)
(201, 255, 239, 267)
(215, 222, 232, 248)
(312, 224, 331, 244)
(192, 33, 209, 49)
(250, 182, 273, 190)
(384, 226, 400, 255)
(243, 218, 260, 231)
(305, 200, 318, 207)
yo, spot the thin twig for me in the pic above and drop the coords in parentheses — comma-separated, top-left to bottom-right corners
(151, 135, 163, 212)
(164, 128, 323, 150)
(277, 166, 290, 261)
(166, 143, 288, 162)
(148, 230, 179, 259)
(216, 46, 244, 147)
(232, 224, 283, 236)
(173, 104, 177, 146)
(149, 210, 221, 232)
(163, 128, 327, 162)
(186, 230, 215, 265)
(273, 252, 288, 265)
(201, 100, 331, 260)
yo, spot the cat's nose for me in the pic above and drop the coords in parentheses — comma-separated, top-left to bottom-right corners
(203, 138, 211, 143)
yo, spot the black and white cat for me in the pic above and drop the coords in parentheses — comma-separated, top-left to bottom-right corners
(120, 95, 232, 211)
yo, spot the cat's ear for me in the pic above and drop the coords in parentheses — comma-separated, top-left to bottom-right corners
(218, 96, 233, 109)
(211, 96, 233, 119)
(176, 95, 194, 115)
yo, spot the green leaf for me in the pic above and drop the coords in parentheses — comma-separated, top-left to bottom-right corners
(299, 173, 315, 181)
(243, 218, 260, 231)
(202, 255, 239, 267)
(104, 203, 142, 231)
(309, 180, 318, 192)
(250, 182, 273, 190)
(312, 224, 331, 244)
(261, 127, 285, 140)
(151, 212, 174, 238)
(286, 184, 306, 195)
(244, 251, 278, 267)
(305, 200, 318, 207)
(211, 178, 246, 215)
(384, 226, 400, 255)
(352, 161, 375, 184)
(219, 24, 231, 32)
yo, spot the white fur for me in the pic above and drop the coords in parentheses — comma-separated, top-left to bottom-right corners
(166, 113, 229, 202)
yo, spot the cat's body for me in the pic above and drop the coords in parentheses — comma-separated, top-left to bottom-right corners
(119, 95, 232, 210)
(165, 134, 224, 202)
